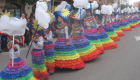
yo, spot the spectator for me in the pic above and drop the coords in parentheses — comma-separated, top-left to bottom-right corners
(1, 9, 8, 52)
(25, 14, 30, 23)
(30, 12, 35, 19)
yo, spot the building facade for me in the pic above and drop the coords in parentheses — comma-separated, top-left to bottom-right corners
(134, 1, 140, 7)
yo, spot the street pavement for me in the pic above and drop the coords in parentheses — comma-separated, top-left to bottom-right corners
(1, 26, 140, 80)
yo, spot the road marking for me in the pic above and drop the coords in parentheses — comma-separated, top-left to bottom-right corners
(135, 36, 140, 41)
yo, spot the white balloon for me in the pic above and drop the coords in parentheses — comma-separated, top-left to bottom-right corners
(73, 0, 88, 8)
(0, 15, 26, 36)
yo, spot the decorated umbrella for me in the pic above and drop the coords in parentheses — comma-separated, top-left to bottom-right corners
(0, 12, 27, 67)
(25, 0, 51, 59)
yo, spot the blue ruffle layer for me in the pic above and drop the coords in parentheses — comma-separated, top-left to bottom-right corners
(73, 41, 90, 49)
(0, 67, 31, 79)
(103, 26, 115, 32)
(54, 45, 76, 51)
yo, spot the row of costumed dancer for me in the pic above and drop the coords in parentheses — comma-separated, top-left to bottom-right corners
(0, 0, 140, 80)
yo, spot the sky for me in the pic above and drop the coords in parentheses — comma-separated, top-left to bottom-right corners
(129, 0, 140, 4)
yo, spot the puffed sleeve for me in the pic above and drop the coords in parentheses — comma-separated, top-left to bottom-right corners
(92, 18, 99, 28)
(64, 26, 69, 40)
(47, 31, 53, 41)
(70, 29, 73, 36)
(36, 36, 44, 47)
(101, 19, 104, 26)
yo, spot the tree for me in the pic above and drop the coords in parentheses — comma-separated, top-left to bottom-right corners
(138, 3, 140, 11)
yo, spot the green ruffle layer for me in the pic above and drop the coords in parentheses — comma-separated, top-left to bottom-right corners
(106, 32, 116, 35)
(76, 44, 93, 53)
(114, 28, 121, 31)
(32, 63, 46, 69)
(88, 39, 102, 44)
(0, 72, 33, 80)
(54, 49, 77, 56)
(100, 37, 111, 42)
(44, 56, 55, 60)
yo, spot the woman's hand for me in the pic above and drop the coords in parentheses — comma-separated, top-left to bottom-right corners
(32, 38, 36, 42)
(97, 30, 100, 35)
(66, 41, 69, 46)
(12, 43, 16, 49)
(28, 45, 31, 49)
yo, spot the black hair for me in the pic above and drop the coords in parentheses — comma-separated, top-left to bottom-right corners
(2, 9, 7, 13)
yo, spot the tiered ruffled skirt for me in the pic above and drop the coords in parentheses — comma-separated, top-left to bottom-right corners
(54, 34, 85, 69)
(120, 19, 132, 31)
(72, 34, 101, 62)
(84, 26, 104, 53)
(98, 26, 117, 50)
(104, 23, 120, 41)
(44, 42, 55, 75)
(0, 57, 39, 80)
(31, 49, 49, 79)
(111, 22, 125, 37)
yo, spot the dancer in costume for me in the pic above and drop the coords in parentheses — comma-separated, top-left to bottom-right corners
(111, 12, 125, 36)
(94, 9, 117, 50)
(103, 13, 120, 41)
(53, 2, 85, 69)
(0, 35, 39, 80)
(70, 9, 100, 62)
(120, 10, 132, 31)
(84, 3, 104, 53)
(28, 21, 49, 80)
(43, 16, 55, 74)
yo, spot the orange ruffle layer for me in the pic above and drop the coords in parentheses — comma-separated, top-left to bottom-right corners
(103, 42, 117, 50)
(110, 36, 120, 41)
(116, 32, 125, 37)
(81, 49, 101, 62)
(33, 71, 49, 79)
(55, 58, 85, 69)
(96, 46, 104, 53)
(121, 28, 131, 31)
(45, 62, 55, 71)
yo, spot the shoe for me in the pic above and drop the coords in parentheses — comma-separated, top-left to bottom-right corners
(49, 72, 54, 75)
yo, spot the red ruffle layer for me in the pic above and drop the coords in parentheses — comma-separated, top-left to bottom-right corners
(116, 32, 125, 37)
(55, 58, 85, 69)
(110, 36, 120, 41)
(103, 42, 117, 50)
(81, 49, 101, 62)
(33, 71, 49, 79)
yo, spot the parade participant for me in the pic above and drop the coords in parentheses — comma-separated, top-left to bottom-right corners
(102, 5, 120, 41)
(111, 12, 125, 36)
(84, 2, 104, 53)
(120, 9, 132, 31)
(70, 9, 100, 62)
(0, 35, 39, 80)
(94, 9, 117, 50)
(53, 1, 85, 69)
(43, 15, 55, 75)
(28, 21, 49, 80)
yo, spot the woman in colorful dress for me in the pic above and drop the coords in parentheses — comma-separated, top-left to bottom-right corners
(28, 21, 49, 80)
(111, 12, 125, 36)
(0, 35, 39, 80)
(53, 2, 85, 69)
(84, 3, 104, 53)
(70, 9, 101, 62)
(103, 14, 120, 41)
(94, 9, 117, 50)
(43, 22, 55, 75)
(120, 12, 132, 31)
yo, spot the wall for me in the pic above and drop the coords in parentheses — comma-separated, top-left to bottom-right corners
(133, 1, 140, 7)
(0, 0, 6, 13)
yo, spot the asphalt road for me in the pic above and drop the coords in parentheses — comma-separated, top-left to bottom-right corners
(0, 26, 140, 80)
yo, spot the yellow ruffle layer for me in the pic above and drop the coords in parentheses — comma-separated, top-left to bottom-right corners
(33, 67, 47, 73)
(101, 39, 114, 45)
(78, 45, 96, 56)
(115, 30, 123, 33)
(30, 76, 37, 80)
(108, 34, 118, 37)
(54, 53, 80, 60)
(91, 43, 103, 47)
(45, 60, 55, 63)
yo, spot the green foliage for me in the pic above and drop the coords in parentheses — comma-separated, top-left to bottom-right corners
(13, 0, 37, 5)
(138, 3, 140, 10)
